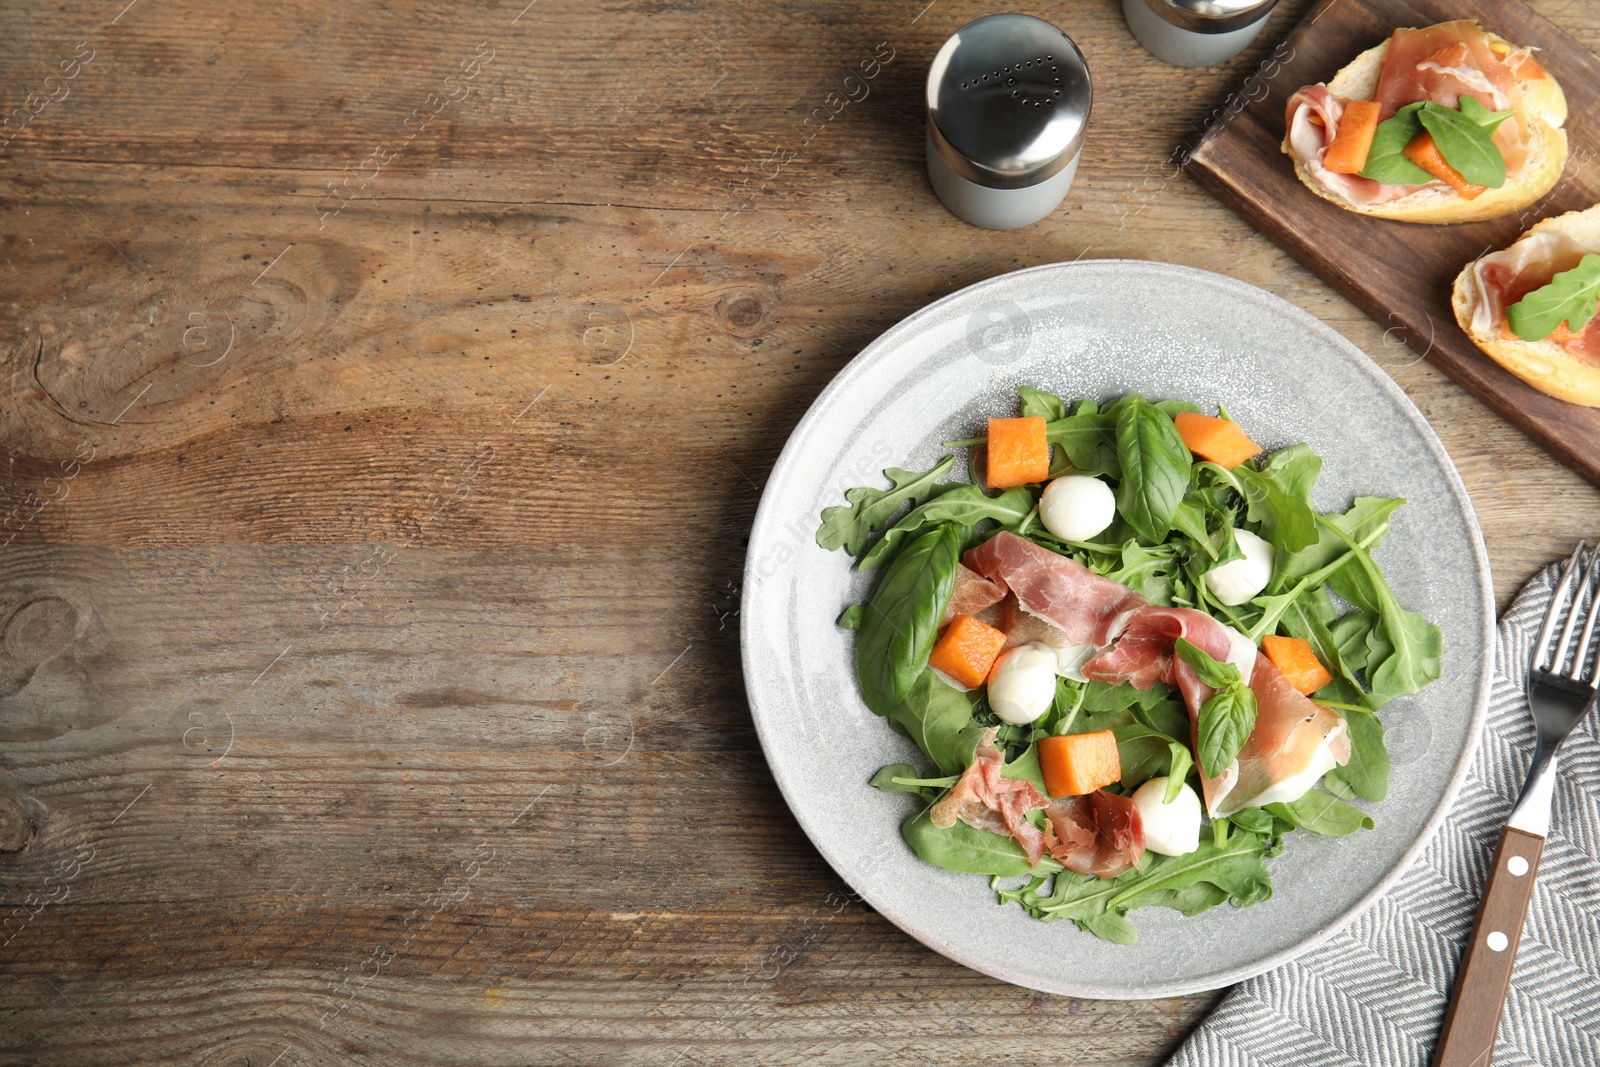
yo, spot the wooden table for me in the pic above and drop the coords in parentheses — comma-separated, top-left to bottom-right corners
(2, 0, 1596, 1063)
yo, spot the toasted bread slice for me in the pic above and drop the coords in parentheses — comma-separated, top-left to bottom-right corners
(1284, 28, 1567, 224)
(1453, 205, 1600, 406)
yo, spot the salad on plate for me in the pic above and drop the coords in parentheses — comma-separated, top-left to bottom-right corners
(817, 387, 1444, 944)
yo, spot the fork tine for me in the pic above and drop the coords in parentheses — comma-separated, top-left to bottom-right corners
(1534, 541, 1587, 672)
(1573, 550, 1600, 685)
(1553, 546, 1597, 676)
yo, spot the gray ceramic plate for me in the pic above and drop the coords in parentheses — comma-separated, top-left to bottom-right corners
(741, 260, 1494, 999)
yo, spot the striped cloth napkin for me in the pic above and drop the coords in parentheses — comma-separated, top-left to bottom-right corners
(1169, 563, 1600, 1066)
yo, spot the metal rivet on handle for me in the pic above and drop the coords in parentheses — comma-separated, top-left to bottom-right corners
(1487, 931, 1509, 952)
(1508, 856, 1530, 876)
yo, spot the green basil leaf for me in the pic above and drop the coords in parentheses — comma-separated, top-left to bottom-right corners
(837, 603, 864, 629)
(869, 763, 953, 803)
(1507, 254, 1600, 342)
(1018, 386, 1068, 422)
(857, 525, 962, 712)
(1195, 681, 1257, 778)
(1264, 790, 1374, 836)
(1114, 396, 1189, 544)
(1174, 637, 1242, 690)
(1417, 101, 1505, 189)
(857, 485, 1034, 570)
(1358, 102, 1432, 185)
(817, 456, 957, 555)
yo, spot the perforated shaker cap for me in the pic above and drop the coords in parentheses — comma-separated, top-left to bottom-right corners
(926, 14, 1092, 190)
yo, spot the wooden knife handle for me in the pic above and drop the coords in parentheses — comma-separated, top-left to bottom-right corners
(1432, 826, 1545, 1067)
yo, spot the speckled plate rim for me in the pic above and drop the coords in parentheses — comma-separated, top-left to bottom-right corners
(741, 259, 1495, 999)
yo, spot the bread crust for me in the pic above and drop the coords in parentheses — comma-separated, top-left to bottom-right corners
(1453, 206, 1600, 407)
(1282, 29, 1569, 225)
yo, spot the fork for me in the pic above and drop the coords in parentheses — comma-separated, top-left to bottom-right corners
(1434, 541, 1600, 1067)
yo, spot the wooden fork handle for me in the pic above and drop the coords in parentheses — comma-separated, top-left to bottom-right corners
(1432, 827, 1545, 1067)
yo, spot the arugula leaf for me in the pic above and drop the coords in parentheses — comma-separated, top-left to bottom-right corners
(1104, 541, 1180, 605)
(904, 807, 1062, 877)
(1277, 496, 1401, 590)
(1045, 410, 1118, 478)
(1114, 723, 1194, 804)
(817, 456, 957, 555)
(1265, 790, 1374, 836)
(1114, 396, 1189, 544)
(1417, 100, 1509, 188)
(858, 485, 1034, 569)
(996, 873, 1140, 942)
(857, 525, 962, 713)
(1507, 254, 1600, 342)
(1174, 637, 1242, 690)
(1322, 707, 1389, 802)
(1279, 589, 1368, 707)
(1317, 516, 1442, 707)
(1359, 102, 1433, 185)
(1195, 682, 1257, 778)
(1458, 95, 1514, 132)
(1018, 386, 1068, 422)
(1234, 446, 1320, 556)
(884, 669, 986, 775)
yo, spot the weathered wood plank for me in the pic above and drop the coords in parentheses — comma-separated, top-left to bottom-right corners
(3, 0, 1600, 1063)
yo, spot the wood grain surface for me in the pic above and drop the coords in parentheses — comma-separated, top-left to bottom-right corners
(1187, 0, 1600, 487)
(1, 1, 1597, 1064)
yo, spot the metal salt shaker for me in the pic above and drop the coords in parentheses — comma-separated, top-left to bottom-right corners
(1121, 0, 1280, 67)
(925, 15, 1092, 230)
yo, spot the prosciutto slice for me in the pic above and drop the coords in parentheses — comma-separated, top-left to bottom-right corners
(1284, 85, 1417, 208)
(1044, 791, 1144, 879)
(930, 728, 1054, 866)
(1082, 606, 1346, 816)
(1469, 231, 1600, 359)
(929, 728, 1145, 875)
(963, 532, 1146, 647)
(940, 563, 1007, 626)
(1372, 21, 1531, 178)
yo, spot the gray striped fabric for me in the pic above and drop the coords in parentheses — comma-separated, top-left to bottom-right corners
(1169, 565, 1600, 1066)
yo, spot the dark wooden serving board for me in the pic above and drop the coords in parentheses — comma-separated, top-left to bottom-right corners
(1185, 0, 1600, 485)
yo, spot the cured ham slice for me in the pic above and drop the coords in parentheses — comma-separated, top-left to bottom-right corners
(1082, 605, 1345, 816)
(929, 728, 1145, 874)
(1373, 21, 1517, 119)
(940, 563, 1007, 626)
(963, 532, 1145, 647)
(1469, 231, 1600, 359)
(1222, 657, 1352, 816)
(929, 727, 1054, 866)
(1284, 85, 1417, 208)
(1045, 791, 1144, 879)
(1372, 21, 1530, 178)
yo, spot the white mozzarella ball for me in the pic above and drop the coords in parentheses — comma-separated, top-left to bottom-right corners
(1039, 475, 1116, 543)
(1204, 528, 1275, 607)
(986, 642, 1059, 725)
(1131, 777, 1203, 857)
(1219, 623, 1258, 683)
